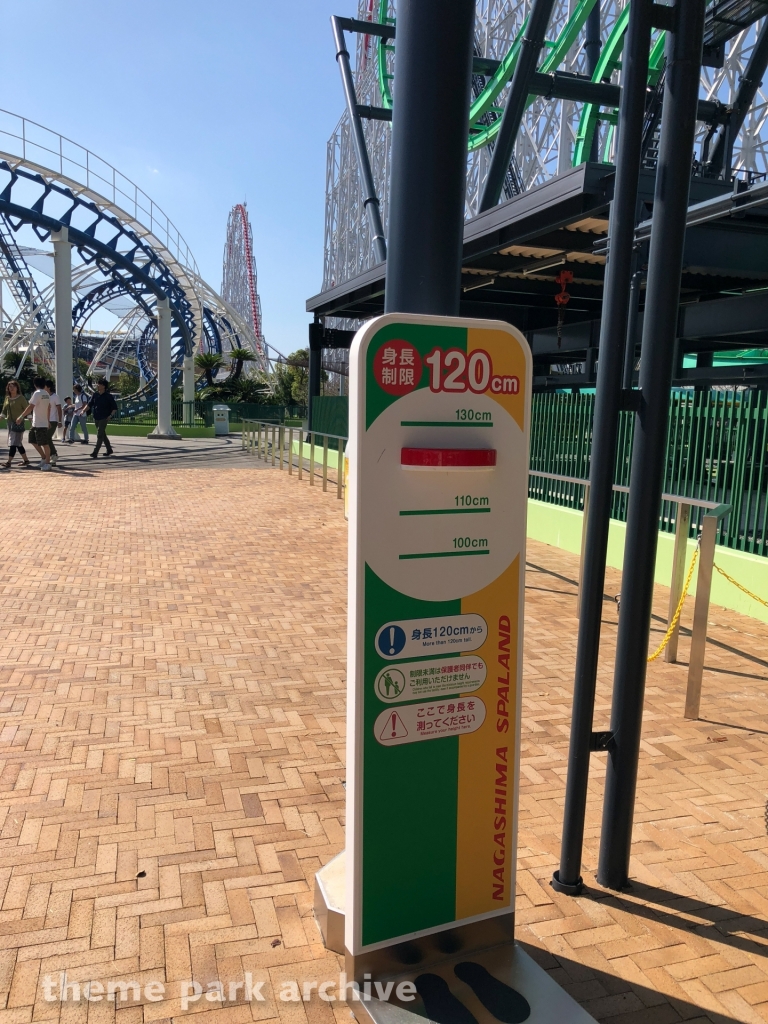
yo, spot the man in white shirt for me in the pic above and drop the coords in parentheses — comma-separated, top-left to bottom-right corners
(16, 376, 52, 470)
(43, 381, 61, 465)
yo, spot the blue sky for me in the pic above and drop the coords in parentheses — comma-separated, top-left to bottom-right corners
(1, 0, 348, 356)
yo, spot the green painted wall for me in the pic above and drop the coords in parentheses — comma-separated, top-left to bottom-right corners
(526, 499, 768, 625)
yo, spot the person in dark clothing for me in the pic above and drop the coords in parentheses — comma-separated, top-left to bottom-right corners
(87, 380, 118, 458)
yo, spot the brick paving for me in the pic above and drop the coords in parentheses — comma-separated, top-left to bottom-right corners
(0, 449, 766, 1024)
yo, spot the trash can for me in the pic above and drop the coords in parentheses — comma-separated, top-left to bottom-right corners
(213, 404, 230, 436)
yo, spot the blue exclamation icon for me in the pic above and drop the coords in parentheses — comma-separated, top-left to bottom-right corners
(377, 624, 406, 658)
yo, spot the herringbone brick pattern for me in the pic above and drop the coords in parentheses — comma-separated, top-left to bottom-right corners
(0, 457, 766, 1023)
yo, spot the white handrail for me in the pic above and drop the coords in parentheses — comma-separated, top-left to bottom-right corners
(0, 109, 198, 274)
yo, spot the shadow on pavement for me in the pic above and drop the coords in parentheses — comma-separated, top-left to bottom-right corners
(521, 941, 745, 1023)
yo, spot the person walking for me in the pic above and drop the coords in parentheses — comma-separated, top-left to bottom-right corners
(62, 396, 74, 443)
(43, 381, 62, 466)
(69, 384, 89, 444)
(87, 379, 118, 458)
(1, 380, 32, 469)
(15, 376, 52, 470)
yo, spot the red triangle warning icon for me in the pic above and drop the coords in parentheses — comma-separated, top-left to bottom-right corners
(379, 711, 408, 741)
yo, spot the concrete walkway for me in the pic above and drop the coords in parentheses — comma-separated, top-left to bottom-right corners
(3, 434, 263, 474)
(0, 444, 766, 1023)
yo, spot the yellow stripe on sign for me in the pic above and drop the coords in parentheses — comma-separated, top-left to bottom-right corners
(467, 327, 528, 431)
(456, 558, 519, 920)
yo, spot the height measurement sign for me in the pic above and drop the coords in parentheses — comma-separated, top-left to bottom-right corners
(346, 314, 531, 956)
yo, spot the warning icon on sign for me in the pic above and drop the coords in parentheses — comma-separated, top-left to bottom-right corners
(379, 711, 408, 742)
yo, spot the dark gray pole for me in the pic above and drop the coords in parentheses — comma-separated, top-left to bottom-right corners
(332, 17, 387, 264)
(551, 0, 652, 896)
(384, 0, 475, 315)
(597, 0, 706, 891)
(585, 1, 601, 162)
(308, 333, 322, 431)
(478, 0, 557, 213)
(622, 265, 641, 390)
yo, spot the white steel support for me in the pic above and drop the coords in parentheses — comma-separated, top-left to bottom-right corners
(51, 227, 73, 410)
(148, 297, 180, 439)
(183, 354, 195, 426)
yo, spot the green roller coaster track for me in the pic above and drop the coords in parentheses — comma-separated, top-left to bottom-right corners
(376, 0, 666, 168)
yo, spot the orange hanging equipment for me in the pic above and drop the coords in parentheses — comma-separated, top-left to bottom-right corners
(554, 269, 573, 347)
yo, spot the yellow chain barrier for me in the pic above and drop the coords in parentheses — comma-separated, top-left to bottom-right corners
(647, 542, 700, 662)
(712, 563, 768, 609)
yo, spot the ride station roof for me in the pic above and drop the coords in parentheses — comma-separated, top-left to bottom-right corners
(307, 161, 768, 390)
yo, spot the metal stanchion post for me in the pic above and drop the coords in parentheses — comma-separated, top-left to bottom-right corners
(337, 438, 344, 499)
(310, 433, 315, 486)
(289, 428, 294, 475)
(665, 502, 691, 663)
(271, 425, 276, 467)
(279, 426, 284, 470)
(257, 422, 262, 459)
(576, 483, 591, 617)
(323, 436, 329, 491)
(685, 504, 731, 719)
(298, 432, 303, 480)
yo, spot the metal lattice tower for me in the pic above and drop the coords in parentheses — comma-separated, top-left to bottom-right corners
(323, 0, 768, 292)
(222, 203, 267, 368)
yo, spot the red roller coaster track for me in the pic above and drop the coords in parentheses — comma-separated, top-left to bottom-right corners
(222, 202, 266, 363)
(235, 203, 263, 346)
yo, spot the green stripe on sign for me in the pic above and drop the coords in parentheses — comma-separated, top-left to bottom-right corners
(400, 550, 489, 559)
(400, 421, 493, 427)
(399, 508, 491, 516)
(362, 566, 459, 946)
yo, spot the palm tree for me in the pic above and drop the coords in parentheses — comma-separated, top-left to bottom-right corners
(194, 352, 224, 388)
(2, 352, 22, 371)
(228, 347, 256, 381)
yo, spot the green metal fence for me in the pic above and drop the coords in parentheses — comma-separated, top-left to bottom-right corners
(312, 396, 349, 437)
(529, 390, 768, 557)
(114, 399, 204, 427)
(114, 399, 305, 428)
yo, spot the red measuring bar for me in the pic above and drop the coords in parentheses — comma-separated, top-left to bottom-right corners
(401, 448, 497, 469)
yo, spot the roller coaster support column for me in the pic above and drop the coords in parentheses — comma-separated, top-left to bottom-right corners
(52, 227, 73, 411)
(183, 355, 195, 427)
(598, 0, 706, 891)
(552, 0, 652, 897)
(148, 296, 180, 440)
(479, 0, 557, 212)
(384, 0, 475, 314)
(585, 1, 601, 162)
